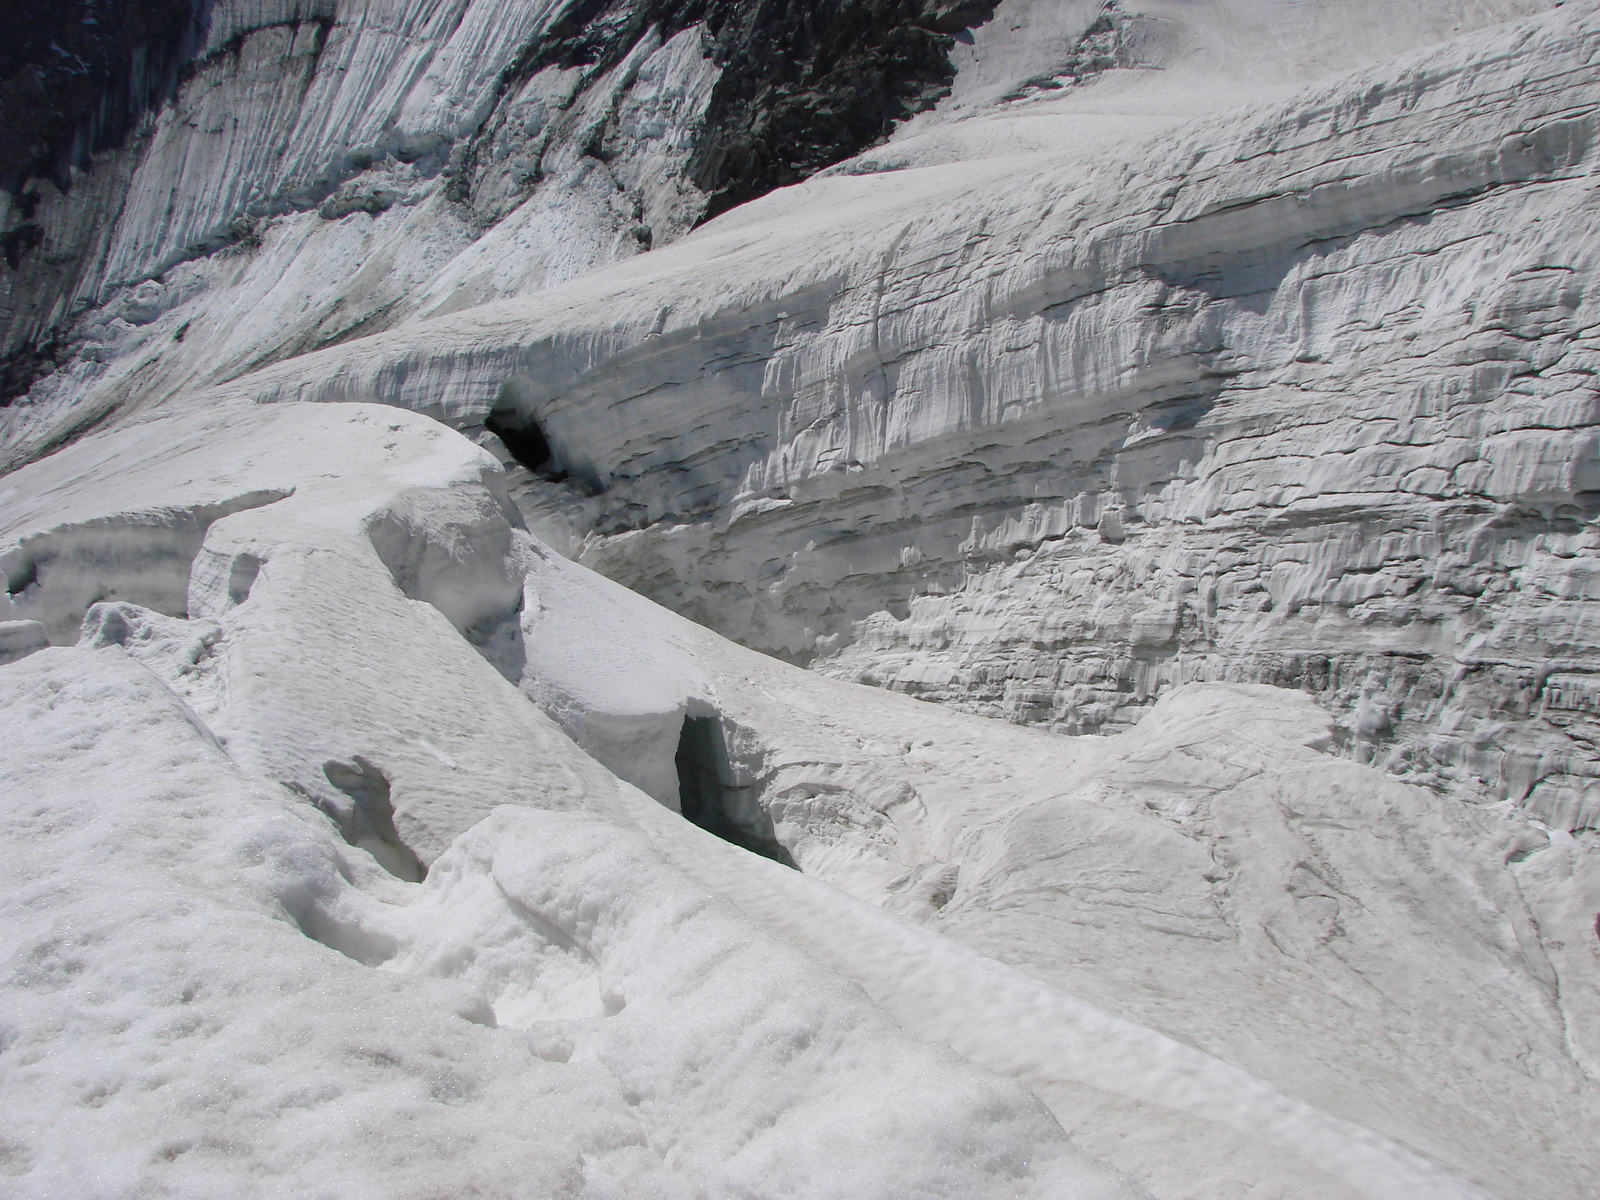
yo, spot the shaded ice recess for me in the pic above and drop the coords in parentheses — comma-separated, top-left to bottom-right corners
(675, 712, 798, 867)
(1, 491, 289, 644)
(321, 755, 428, 883)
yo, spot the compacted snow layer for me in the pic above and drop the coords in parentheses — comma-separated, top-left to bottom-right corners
(144, 0, 1600, 825)
(0, 646, 1138, 1199)
(3, 3, 1600, 1196)
(2, 401, 1595, 1198)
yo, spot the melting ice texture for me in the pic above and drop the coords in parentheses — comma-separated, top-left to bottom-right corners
(1, 400, 1593, 1199)
(2, 2, 1599, 1197)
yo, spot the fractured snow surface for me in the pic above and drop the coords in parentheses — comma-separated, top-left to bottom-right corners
(2, 1, 1600, 1198)
(2, 400, 1592, 1199)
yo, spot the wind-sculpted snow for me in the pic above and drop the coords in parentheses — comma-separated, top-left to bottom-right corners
(0, 401, 630, 862)
(145, 1, 1600, 824)
(0, 401, 1151, 1200)
(0, 489, 291, 643)
(511, 517, 1600, 1200)
(2, 400, 1594, 1197)
(0, 591, 47, 664)
(1, 645, 1140, 1199)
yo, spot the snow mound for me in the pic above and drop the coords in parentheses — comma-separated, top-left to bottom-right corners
(0, 645, 1139, 1200)
(3, 394, 1594, 1197)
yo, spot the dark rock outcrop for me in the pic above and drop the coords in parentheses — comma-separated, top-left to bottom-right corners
(0, 0, 202, 194)
(462, 0, 998, 220)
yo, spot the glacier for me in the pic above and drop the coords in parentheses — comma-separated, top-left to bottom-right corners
(1, 1, 1598, 1197)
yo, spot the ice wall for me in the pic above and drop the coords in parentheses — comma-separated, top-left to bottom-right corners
(6, 399, 1591, 1198)
(0, 0, 1026, 446)
(7, 7, 1583, 827)
(140, 0, 1599, 821)
(4, 6, 1600, 1193)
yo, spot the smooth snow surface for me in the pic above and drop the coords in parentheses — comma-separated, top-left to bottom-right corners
(3, 1, 1600, 1197)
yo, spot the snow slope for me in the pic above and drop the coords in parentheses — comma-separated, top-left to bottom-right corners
(0, 400, 1144, 1200)
(1, 645, 1141, 1200)
(2, 399, 1595, 1197)
(3, 1, 1600, 1196)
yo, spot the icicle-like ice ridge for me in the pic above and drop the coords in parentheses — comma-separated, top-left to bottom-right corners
(2, 400, 1593, 1197)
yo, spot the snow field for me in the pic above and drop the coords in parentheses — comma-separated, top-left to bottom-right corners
(6, 399, 1592, 1196)
(0, 645, 1136, 1199)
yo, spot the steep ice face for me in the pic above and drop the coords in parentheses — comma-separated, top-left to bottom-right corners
(141, 1, 1600, 820)
(0, 0, 1035, 456)
(0, 5, 723, 461)
(0, 1, 1560, 456)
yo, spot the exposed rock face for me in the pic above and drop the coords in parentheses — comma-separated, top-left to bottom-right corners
(0, 0, 202, 190)
(496, 0, 999, 219)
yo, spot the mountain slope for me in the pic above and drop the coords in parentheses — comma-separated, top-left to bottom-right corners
(1, 2, 1597, 1198)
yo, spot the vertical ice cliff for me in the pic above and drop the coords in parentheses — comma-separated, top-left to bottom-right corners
(142, 0, 1599, 821)
(2, 2, 1599, 1198)
(0, 0, 1006, 455)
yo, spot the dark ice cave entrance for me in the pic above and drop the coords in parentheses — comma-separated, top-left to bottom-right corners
(485, 404, 565, 482)
(323, 756, 427, 883)
(675, 716, 798, 869)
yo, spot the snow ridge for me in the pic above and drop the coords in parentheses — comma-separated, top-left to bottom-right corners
(2, 2, 1598, 1197)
